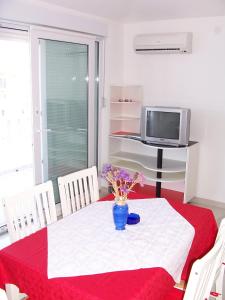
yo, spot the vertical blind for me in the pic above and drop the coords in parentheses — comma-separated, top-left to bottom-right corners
(41, 40, 89, 184)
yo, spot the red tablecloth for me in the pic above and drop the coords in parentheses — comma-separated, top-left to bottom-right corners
(0, 194, 217, 300)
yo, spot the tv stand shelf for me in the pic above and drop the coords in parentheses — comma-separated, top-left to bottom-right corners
(109, 135, 198, 203)
(110, 151, 186, 173)
(111, 159, 185, 182)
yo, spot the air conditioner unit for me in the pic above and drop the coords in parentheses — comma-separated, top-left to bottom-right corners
(134, 32, 193, 54)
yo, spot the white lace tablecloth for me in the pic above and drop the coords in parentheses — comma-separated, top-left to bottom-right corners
(47, 198, 195, 282)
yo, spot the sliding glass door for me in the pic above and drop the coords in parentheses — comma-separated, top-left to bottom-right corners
(31, 28, 98, 201)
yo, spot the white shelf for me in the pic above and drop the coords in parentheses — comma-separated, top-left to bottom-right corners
(110, 159, 185, 183)
(109, 135, 196, 150)
(110, 151, 186, 173)
(110, 116, 140, 121)
(110, 86, 142, 134)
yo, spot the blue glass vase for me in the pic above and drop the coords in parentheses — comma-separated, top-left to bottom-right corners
(113, 201, 129, 230)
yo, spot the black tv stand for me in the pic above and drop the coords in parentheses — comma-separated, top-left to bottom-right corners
(156, 148, 163, 197)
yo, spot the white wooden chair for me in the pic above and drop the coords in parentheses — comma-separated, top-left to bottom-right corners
(4, 181, 57, 242)
(58, 166, 99, 217)
(174, 218, 225, 300)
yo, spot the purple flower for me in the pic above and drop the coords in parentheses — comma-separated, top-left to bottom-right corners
(101, 164, 145, 198)
(118, 169, 132, 182)
(102, 164, 112, 176)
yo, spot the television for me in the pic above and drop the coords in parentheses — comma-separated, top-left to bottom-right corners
(140, 106, 191, 146)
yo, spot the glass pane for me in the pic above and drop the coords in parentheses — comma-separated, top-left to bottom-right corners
(0, 33, 33, 226)
(40, 40, 88, 200)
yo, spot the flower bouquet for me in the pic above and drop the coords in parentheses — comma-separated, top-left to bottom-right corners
(102, 164, 144, 230)
(102, 164, 144, 203)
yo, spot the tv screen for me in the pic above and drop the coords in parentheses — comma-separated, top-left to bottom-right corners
(146, 111, 180, 140)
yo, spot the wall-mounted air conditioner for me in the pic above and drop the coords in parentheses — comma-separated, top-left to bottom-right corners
(134, 32, 193, 54)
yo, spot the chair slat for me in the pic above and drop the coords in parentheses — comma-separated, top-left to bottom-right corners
(36, 194, 45, 228)
(88, 175, 94, 204)
(65, 182, 72, 216)
(58, 180, 69, 217)
(42, 192, 51, 224)
(12, 210, 21, 241)
(74, 180, 80, 211)
(78, 178, 85, 208)
(68, 182, 76, 213)
(83, 176, 90, 205)
(46, 184, 57, 222)
(24, 210, 32, 236)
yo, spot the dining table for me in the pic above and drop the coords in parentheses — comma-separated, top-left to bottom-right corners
(0, 192, 217, 300)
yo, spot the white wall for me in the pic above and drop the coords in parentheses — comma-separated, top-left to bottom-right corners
(123, 17, 225, 203)
(0, 0, 107, 36)
(98, 22, 124, 168)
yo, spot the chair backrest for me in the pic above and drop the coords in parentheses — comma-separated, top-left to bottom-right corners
(4, 189, 40, 242)
(4, 181, 57, 242)
(58, 166, 99, 217)
(183, 218, 225, 300)
(34, 180, 57, 227)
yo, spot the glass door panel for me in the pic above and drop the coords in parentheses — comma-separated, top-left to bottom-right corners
(31, 28, 98, 203)
(0, 30, 34, 226)
(40, 40, 88, 185)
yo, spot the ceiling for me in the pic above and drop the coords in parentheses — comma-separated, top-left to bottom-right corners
(40, 0, 225, 22)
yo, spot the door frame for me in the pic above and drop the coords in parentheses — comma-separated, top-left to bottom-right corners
(30, 26, 98, 184)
